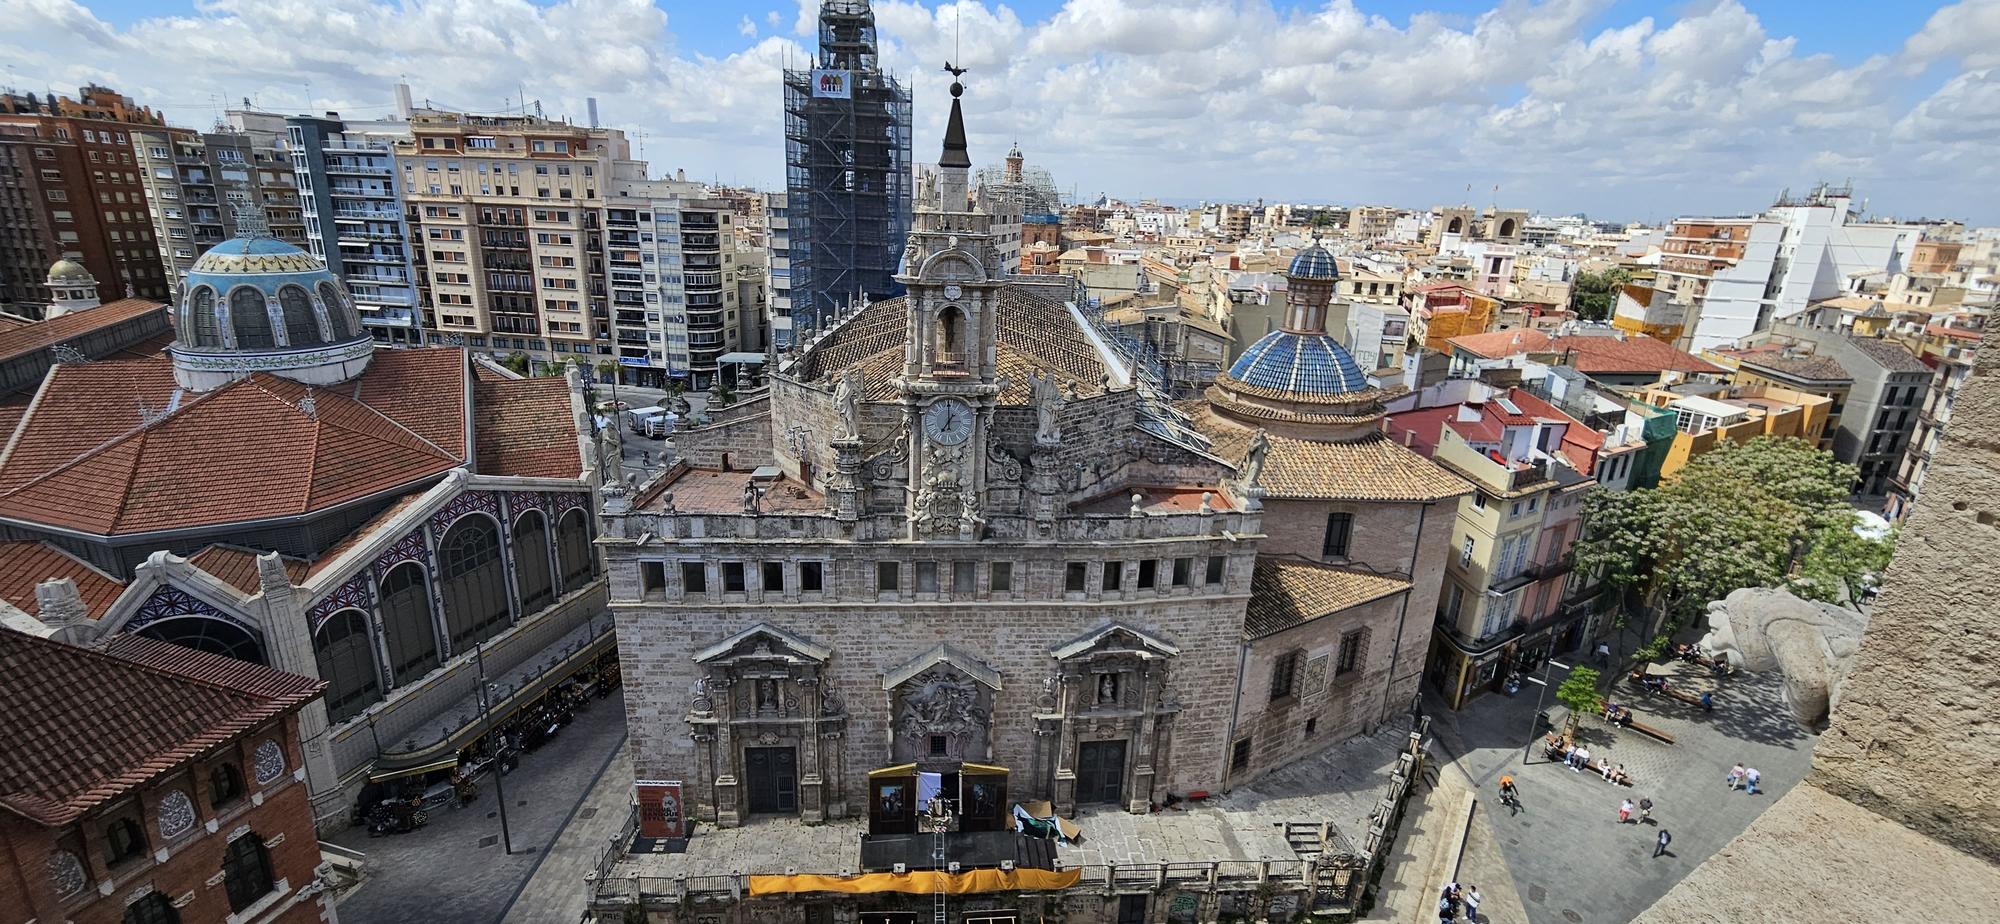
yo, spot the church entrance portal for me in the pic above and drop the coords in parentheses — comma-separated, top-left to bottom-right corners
(746, 746, 798, 814)
(1077, 740, 1127, 805)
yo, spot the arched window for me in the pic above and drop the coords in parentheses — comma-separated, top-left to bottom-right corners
(1498, 218, 1517, 238)
(319, 281, 355, 340)
(513, 509, 555, 616)
(379, 562, 439, 686)
(103, 816, 146, 866)
(221, 833, 275, 912)
(137, 616, 265, 665)
(228, 287, 273, 348)
(123, 892, 179, 924)
(188, 286, 219, 345)
(935, 305, 964, 362)
(314, 609, 383, 723)
(439, 516, 511, 649)
(278, 284, 323, 347)
(556, 508, 595, 591)
(1446, 217, 1464, 234)
(210, 762, 246, 807)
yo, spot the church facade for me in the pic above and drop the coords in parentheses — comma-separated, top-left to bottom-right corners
(602, 80, 1467, 830)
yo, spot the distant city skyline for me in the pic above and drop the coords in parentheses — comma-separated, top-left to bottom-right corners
(5, 0, 1996, 223)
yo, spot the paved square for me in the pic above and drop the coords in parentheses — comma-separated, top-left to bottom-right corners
(1427, 659, 1817, 924)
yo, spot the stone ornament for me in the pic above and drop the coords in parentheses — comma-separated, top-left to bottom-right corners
(834, 369, 863, 440)
(157, 790, 196, 840)
(253, 740, 286, 785)
(48, 849, 86, 898)
(1698, 587, 1868, 729)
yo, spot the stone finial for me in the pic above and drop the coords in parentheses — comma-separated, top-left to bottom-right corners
(1198, 492, 1214, 515)
(1129, 492, 1145, 517)
(34, 578, 88, 629)
(255, 552, 293, 596)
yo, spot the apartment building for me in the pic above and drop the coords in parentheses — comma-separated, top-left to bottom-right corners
(0, 85, 175, 308)
(1631, 381, 1835, 476)
(764, 191, 793, 347)
(1738, 321, 1932, 500)
(1887, 306, 1986, 520)
(397, 109, 629, 368)
(1383, 386, 1598, 709)
(0, 134, 59, 312)
(1725, 348, 1851, 451)
(133, 111, 308, 282)
(287, 113, 424, 344)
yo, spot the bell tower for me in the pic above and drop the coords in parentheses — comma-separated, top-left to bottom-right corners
(895, 64, 1006, 540)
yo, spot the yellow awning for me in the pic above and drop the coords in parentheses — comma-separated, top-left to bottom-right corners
(749, 868, 1078, 896)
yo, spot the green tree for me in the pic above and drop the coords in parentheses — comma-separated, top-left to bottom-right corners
(1573, 436, 1859, 636)
(1571, 267, 1632, 321)
(1555, 666, 1603, 732)
(1792, 519, 1896, 605)
(499, 352, 530, 376)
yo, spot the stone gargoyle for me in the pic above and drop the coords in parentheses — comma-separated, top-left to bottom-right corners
(1697, 587, 1868, 730)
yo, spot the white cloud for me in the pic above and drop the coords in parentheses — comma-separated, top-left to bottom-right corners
(2, 0, 1995, 221)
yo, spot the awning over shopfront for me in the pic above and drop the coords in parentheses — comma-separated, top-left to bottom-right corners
(748, 867, 1080, 896)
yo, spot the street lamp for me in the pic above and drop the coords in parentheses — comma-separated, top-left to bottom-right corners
(1520, 658, 1572, 765)
(474, 642, 515, 854)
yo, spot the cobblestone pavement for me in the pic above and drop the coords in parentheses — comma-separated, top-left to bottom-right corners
(329, 690, 629, 924)
(1427, 659, 1816, 924)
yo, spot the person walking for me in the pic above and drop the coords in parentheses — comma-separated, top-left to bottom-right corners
(1654, 829, 1672, 858)
(1595, 641, 1612, 666)
(1498, 775, 1519, 815)
(1726, 762, 1746, 789)
(1463, 886, 1483, 923)
(1639, 797, 1654, 824)
(1619, 798, 1634, 824)
(1700, 690, 1715, 712)
(1745, 767, 1762, 795)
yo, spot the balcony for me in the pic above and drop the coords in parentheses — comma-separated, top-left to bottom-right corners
(325, 162, 392, 177)
(323, 141, 392, 153)
(350, 289, 416, 307)
(337, 230, 404, 244)
(334, 207, 401, 221)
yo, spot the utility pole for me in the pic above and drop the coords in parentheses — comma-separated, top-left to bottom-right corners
(1520, 657, 1571, 765)
(475, 642, 514, 854)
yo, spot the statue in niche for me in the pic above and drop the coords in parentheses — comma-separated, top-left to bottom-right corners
(820, 685, 846, 717)
(1030, 371, 1064, 443)
(834, 369, 863, 441)
(1097, 672, 1120, 705)
(755, 678, 780, 712)
(690, 676, 714, 715)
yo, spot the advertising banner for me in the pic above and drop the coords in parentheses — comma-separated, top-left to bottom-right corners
(636, 780, 685, 839)
(812, 69, 853, 99)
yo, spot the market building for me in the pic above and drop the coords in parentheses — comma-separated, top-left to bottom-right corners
(0, 217, 611, 829)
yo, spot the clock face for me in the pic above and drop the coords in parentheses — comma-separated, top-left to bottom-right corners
(922, 399, 974, 446)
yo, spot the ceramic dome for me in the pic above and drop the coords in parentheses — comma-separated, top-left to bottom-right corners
(1226, 329, 1370, 396)
(1287, 243, 1340, 281)
(170, 234, 374, 391)
(47, 258, 93, 282)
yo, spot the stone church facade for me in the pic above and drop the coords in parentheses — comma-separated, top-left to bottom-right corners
(603, 80, 1466, 829)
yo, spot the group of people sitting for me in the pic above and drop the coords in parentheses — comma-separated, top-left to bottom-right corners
(1542, 734, 1634, 786)
(1602, 701, 1636, 726)
(1672, 643, 1735, 677)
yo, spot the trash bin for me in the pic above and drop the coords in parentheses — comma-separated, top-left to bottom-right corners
(1536, 711, 1551, 732)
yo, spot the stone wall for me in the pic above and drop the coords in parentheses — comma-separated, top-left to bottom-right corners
(1808, 327, 2000, 863)
(1232, 591, 1410, 784)
(672, 408, 776, 471)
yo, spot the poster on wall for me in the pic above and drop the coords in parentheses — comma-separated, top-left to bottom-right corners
(811, 68, 853, 99)
(636, 780, 686, 839)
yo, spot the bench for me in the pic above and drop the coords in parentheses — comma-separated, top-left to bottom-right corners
(1627, 671, 1706, 705)
(1625, 719, 1676, 745)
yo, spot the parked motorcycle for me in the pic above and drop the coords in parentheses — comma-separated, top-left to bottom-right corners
(364, 798, 429, 837)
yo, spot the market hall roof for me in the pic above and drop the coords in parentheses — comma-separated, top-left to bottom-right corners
(0, 348, 581, 539)
(0, 629, 321, 827)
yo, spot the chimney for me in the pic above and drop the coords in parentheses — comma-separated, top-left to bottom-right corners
(587, 97, 599, 129)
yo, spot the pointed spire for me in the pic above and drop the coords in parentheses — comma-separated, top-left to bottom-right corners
(939, 63, 970, 170)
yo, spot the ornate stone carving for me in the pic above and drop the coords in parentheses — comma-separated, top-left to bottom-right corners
(986, 442, 1022, 484)
(1698, 587, 1867, 729)
(1241, 428, 1269, 488)
(157, 789, 196, 840)
(1030, 371, 1064, 444)
(893, 670, 991, 759)
(834, 369, 863, 441)
(690, 676, 715, 716)
(48, 849, 85, 898)
(820, 685, 846, 717)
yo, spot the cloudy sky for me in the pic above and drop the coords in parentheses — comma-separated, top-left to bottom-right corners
(6, 0, 1997, 223)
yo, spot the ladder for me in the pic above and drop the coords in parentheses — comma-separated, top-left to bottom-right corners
(932, 815, 947, 924)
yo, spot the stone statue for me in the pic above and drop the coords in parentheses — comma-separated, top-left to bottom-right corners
(1697, 587, 1869, 729)
(834, 369, 862, 440)
(1030, 372, 1064, 444)
(1241, 428, 1270, 488)
(741, 482, 761, 514)
(820, 685, 846, 717)
(690, 676, 714, 715)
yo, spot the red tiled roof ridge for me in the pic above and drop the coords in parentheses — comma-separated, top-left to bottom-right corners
(241, 374, 461, 464)
(0, 364, 239, 505)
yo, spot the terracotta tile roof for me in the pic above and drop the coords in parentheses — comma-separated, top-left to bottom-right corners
(0, 394, 28, 450)
(0, 299, 168, 363)
(1740, 353, 1853, 383)
(342, 347, 469, 459)
(473, 376, 581, 478)
(307, 494, 429, 577)
(651, 467, 824, 514)
(1448, 329, 1725, 376)
(1245, 558, 1410, 638)
(0, 629, 321, 827)
(0, 373, 460, 537)
(107, 328, 176, 360)
(1193, 409, 1472, 502)
(0, 541, 125, 619)
(0, 359, 181, 495)
(0, 315, 31, 333)
(187, 545, 309, 595)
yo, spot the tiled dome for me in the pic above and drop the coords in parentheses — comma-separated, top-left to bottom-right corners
(171, 231, 373, 391)
(1227, 329, 1370, 395)
(47, 258, 93, 282)
(1287, 243, 1339, 281)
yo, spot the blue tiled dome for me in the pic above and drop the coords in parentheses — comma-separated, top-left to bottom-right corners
(1287, 243, 1340, 280)
(1227, 330, 1369, 395)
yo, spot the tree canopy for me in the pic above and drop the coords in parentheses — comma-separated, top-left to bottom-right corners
(1571, 267, 1632, 321)
(1572, 436, 1874, 633)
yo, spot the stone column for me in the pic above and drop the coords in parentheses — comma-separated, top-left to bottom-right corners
(1129, 663, 1161, 814)
(1053, 672, 1085, 815)
(256, 554, 339, 805)
(798, 676, 826, 823)
(710, 679, 741, 827)
(831, 438, 863, 523)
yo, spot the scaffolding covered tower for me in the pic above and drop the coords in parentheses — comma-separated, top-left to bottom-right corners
(782, 0, 913, 344)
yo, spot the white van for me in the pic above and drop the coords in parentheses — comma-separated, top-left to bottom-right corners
(623, 406, 667, 433)
(642, 412, 680, 439)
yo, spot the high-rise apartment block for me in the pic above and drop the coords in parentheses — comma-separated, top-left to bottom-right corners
(604, 169, 747, 387)
(764, 190, 793, 346)
(0, 85, 174, 309)
(396, 109, 629, 368)
(133, 110, 308, 282)
(781, 0, 912, 345)
(287, 112, 426, 344)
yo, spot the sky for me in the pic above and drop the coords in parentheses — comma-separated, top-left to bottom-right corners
(5, 0, 1998, 224)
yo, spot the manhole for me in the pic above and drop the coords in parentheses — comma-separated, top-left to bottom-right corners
(580, 808, 599, 819)
(1563, 911, 1583, 922)
(1506, 837, 1521, 847)
(479, 835, 498, 848)
(518, 800, 528, 807)
(1529, 885, 1547, 903)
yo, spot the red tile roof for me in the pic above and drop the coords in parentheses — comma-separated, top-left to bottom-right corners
(0, 359, 181, 495)
(307, 494, 429, 577)
(1448, 330, 1724, 376)
(0, 630, 321, 827)
(0, 299, 168, 363)
(188, 545, 310, 595)
(0, 541, 125, 619)
(342, 347, 470, 459)
(473, 376, 581, 478)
